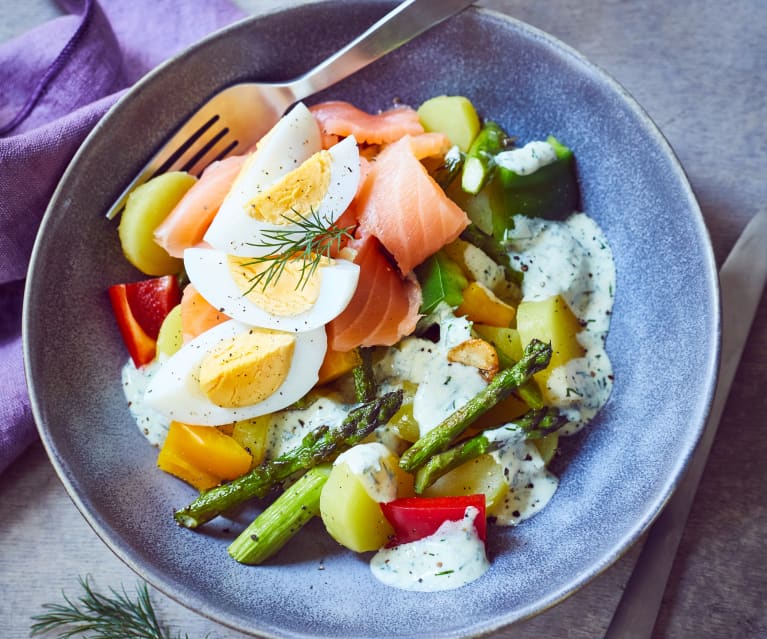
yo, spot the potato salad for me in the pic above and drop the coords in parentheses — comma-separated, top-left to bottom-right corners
(109, 95, 615, 592)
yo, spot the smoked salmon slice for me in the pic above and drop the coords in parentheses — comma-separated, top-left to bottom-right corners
(356, 135, 470, 274)
(327, 234, 421, 351)
(309, 101, 424, 146)
(179, 283, 230, 343)
(154, 155, 246, 258)
(407, 132, 452, 160)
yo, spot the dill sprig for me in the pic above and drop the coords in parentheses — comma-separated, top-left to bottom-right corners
(242, 208, 355, 292)
(30, 576, 194, 639)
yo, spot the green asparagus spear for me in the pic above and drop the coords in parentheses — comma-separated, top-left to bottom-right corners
(352, 347, 376, 403)
(414, 407, 566, 493)
(175, 390, 403, 528)
(399, 339, 552, 472)
(516, 378, 544, 410)
(470, 322, 543, 409)
(433, 146, 464, 189)
(461, 121, 511, 195)
(228, 464, 331, 564)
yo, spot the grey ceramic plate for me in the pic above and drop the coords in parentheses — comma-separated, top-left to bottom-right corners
(24, 2, 719, 638)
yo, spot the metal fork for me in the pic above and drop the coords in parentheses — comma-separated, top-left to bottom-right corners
(105, 0, 475, 220)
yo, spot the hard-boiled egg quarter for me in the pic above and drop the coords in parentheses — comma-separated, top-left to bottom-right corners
(183, 247, 359, 332)
(203, 101, 320, 253)
(144, 319, 327, 426)
(204, 103, 360, 257)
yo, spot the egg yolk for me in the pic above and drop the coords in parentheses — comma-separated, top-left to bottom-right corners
(246, 151, 332, 224)
(197, 328, 296, 408)
(227, 255, 329, 316)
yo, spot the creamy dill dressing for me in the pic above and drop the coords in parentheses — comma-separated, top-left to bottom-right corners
(495, 140, 557, 175)
(262, 395, 350, 459)
(465, 423, 558, 525)
(375, 310, 486, 436)
(370, 506, 489, 591)
(121, 359, 169, 447)
(507, 212, 615, 433)
(334, 442, 399, 503)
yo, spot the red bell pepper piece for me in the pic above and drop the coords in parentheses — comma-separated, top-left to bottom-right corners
(108, 275, 181, 367)
(122, 275, 180, 339)
(380, 494, 486, 546)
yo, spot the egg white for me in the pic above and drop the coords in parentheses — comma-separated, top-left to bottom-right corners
(204, 104, 360, 257)
(203, 102, 320, 253)
(143, 320, 327, 426)
(183, 247, 360, 332)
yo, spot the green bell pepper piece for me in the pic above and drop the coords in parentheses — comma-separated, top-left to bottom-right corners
(495, 135, 580, 224)
(414, 250, 468, 314)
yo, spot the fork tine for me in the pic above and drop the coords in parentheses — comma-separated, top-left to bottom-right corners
(181, 131, 241, 178)
(152, 114, 223, 176)
(104, 81, 286, 220)
(104, 114, 240, 220)
(203, 138, 241, 170)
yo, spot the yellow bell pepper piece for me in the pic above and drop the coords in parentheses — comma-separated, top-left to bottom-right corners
(317, 347, 362, 386)
(157, 421, 252, 490)
(456, 280, 516, 327)
(156, 447, 220, 491)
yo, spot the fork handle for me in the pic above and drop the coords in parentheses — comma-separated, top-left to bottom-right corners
(286, 0, 475, 103)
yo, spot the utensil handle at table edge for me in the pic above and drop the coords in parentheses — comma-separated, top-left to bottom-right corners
(285, 0, 475, 103)
(603, 209, 767, 639)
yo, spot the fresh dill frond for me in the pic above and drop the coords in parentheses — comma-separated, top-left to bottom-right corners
(243, 207, 355, 292)
(30, 575, 193, 639)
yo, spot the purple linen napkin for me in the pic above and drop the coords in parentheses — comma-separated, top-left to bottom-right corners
(0, 0, 245, 475)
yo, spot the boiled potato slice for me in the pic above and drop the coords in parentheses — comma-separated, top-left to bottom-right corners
(156, 304, 183, 357)
(417, 95, 480, 152)
(422, 453, 506, 511)
(320, 448, 413, 552)
(443, 238, 506, 293)
(516, 295, 584, 366)
(534, 432, 559, 465)
(472, 324, 523, 367)
(231, 415, 270, 468)
(387, 381, 419, 442)
(118, 172, 196, 275)
(320, 462, 394, 552)
(517, 295, 585, 397)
